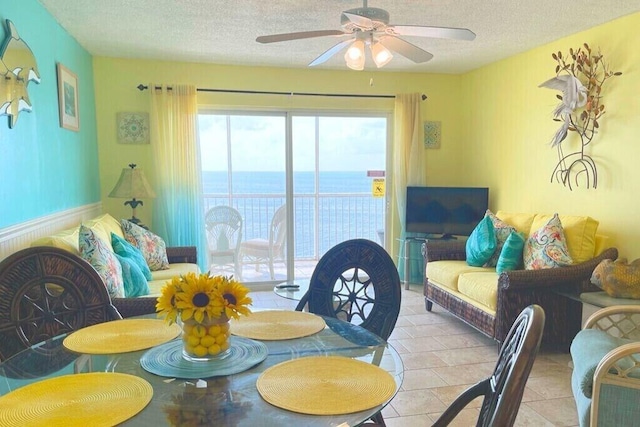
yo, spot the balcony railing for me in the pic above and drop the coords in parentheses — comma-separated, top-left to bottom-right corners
(203, 193, 385, 262)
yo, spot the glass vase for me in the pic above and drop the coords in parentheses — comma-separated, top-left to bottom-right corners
(180, 314, 230, 362)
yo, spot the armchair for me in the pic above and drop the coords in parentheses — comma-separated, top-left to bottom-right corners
(570, 305, 640, 427)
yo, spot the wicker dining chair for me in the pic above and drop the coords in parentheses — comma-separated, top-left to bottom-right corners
(432, 304, 546, 427)
(295, 239, 401, 426)
(0, 246, 122, 361)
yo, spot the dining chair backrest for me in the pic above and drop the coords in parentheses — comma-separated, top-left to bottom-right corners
(433, 304, 546, 427)
(205, 205, 243, 275)
(0, 246, 122, 361)
(296, 239, 401, 341)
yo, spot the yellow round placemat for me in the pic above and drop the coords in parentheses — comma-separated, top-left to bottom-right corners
(256, 356, 397, 415)
(230, 310, 326, 340)
(63, 319, 180, 354)
(0, 372, 152, 426)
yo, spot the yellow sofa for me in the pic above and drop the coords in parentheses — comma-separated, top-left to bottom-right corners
(423, 211, 618, 350)
(29, 213, 200, 316)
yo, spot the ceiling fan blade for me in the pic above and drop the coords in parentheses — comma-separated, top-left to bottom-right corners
(309, 39, 354, 67)
(379, 37, 433, 63)
(256, 30, 346, 44)
(389, 25, 476, 41)
(342, 12, 375, 28)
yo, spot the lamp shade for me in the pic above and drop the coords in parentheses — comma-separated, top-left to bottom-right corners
(108, 166, 156, 199)
(371, 42, 393, 68)
(344, 40, 365, 71)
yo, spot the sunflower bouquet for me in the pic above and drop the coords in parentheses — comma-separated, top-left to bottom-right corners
(156, 272, 252, 359)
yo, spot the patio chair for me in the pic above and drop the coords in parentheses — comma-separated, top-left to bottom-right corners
(238, 204, 286, 280)
(0, 246, 122, 361)
(205, 205, 243, 277)
(432, 304, 545, 427)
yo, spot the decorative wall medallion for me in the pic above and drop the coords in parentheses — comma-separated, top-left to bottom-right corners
(424, 121, 441, 149)
(117, 112, 150, 144)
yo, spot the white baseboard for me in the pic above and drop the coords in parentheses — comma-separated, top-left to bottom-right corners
(0, 203, 102, 262)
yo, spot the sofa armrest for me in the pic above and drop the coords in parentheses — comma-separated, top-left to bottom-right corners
(112, 296, 158, 318)
(494, 247, 618, 349)
(498, 247, 619, 291)
(423, 240, 467, 262)
(166, 246, 197, 264)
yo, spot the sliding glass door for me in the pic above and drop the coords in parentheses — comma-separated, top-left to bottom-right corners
(199, 111, 388, 288)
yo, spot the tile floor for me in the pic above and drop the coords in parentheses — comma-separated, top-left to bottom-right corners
(250, 285, 579, 427)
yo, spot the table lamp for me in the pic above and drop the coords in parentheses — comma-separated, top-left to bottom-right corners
(108, 163, 156, 227)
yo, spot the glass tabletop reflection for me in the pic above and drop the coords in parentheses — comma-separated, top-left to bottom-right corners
(0, 315, 403, 427)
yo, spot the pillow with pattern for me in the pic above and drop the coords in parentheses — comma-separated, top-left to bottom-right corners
(79, 225, 125, 298)
(523, 213, 573, 270)
(484, 210, 517, 268)
(120, 220, 170, 271)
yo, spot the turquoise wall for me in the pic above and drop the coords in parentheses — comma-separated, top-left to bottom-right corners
(0, 0, 99, 228)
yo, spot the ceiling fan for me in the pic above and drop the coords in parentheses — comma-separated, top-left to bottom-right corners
(256, 1, 475, 70)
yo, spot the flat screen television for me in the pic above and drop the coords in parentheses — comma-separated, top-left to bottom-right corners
(405, 186, 489, 237)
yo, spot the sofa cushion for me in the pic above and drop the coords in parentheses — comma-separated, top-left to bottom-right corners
(114, 253, 150, 297)
(523, 214, 573, 270)
(120, 220, 169, 271)
(147, 263, 201, 295)
(571, 329, 635, 398)
(496, 231, 526, 273)
(78, 225, 125, 298)
(426, 260, 492, 291)
(466, 216, 496, 267)
(111, 232, 153, 281)
(31, 227, 81, 255)
(484, 210, 517, 268)
(495, 211, 536, 235)
(531, 214, 599, 264)
(457, 272, 499, 311)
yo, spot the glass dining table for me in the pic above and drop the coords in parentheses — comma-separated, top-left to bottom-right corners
(0, 315, 403, 427)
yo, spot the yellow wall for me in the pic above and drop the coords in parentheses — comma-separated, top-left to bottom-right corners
(93, 59, 463, 258)
(460, 12, 640, 259)
(94, 11, 640, 261)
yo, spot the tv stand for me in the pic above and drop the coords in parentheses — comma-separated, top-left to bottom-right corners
(428, 233, 457, 240)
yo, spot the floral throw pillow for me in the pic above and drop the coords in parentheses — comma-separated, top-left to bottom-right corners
(484, 210, 517, 268)
(120, 220, 170, 271)
(78, 225, 125, 298)
(523, 213, 573, 270)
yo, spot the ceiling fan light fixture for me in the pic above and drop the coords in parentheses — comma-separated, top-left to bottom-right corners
(344, 39, 365, 70)
(371, 41, 393, 68)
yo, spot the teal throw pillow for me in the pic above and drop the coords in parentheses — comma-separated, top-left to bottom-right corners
(111, 232, 153, 280)
(496, 231, 526, 273)
(114, 253, 150, 297)
(465, 215, 497, 267)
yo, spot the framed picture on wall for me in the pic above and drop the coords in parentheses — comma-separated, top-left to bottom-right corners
(57, 63, 79, 131)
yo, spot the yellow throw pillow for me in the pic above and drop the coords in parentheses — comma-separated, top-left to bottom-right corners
(495, 211, 536, 235)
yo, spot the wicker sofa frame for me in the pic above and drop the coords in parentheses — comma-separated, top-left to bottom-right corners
(422, 240, 618, 351)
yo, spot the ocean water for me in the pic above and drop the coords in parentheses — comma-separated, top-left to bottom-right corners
(202, 171, 385, 257)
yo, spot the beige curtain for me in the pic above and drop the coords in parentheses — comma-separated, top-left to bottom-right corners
(149, 84, 206, 268)
(393, 93, 425, 281)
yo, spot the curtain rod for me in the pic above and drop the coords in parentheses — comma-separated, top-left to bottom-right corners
(136, 84, 427, 100)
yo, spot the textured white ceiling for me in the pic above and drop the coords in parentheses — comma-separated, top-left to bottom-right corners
(38, 0, 640, 74)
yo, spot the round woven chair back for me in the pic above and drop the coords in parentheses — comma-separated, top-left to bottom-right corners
(0, 246, 121, 361)
(300, 239, 401, 341)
